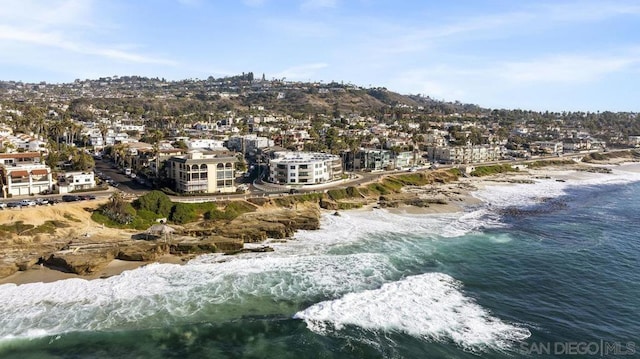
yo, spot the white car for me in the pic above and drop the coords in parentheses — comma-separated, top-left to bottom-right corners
(35, 198, 49, 205)
(19, 199, 37, 206)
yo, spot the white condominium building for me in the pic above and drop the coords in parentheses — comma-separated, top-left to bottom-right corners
(268, 152, 342, 185)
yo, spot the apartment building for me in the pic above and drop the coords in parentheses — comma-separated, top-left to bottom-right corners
(428, 145, 502, 164)
(268, 151, 342, 185)
(165, 151, 236, 194)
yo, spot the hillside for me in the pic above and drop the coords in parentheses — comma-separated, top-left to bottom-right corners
(0, 75, 484, 118)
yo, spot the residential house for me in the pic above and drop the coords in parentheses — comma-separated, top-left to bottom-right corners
(0, 152, 53, 197)
(57, 171, 97, 194)
(629, 135, 640, 147)
(353, 149, 393, 171)
(531, 141, 563, 155)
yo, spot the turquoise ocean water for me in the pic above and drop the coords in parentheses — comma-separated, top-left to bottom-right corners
(1, 165, 639, 358)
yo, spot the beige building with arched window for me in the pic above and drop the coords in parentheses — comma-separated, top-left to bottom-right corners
(165, 151, 236, 194)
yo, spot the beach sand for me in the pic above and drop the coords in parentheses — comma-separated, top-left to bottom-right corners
(0, 256, 186, 286)
(2, 161, 635, 286)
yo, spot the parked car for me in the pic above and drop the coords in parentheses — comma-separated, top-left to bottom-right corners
(19, 199, 37, 206)
(62, 195, 80, 202)
(78, 195, 96, 200)
(0, 202, 7, 209)
(35, 198, 49, 205)
(6, 202, 22, 208)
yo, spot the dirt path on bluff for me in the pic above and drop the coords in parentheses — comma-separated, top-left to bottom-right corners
(0, 200, 134, 250)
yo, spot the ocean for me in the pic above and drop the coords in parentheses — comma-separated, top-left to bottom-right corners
(1, 165, 639, 358)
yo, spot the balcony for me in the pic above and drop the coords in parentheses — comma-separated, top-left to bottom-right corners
(179, 179, 208, 186)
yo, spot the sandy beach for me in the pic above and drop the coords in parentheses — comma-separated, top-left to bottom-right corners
(0, 256, 186, 286)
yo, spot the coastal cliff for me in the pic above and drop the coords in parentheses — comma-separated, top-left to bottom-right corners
(0, 162, 622, 282)
(0, 202, 321, 278)
(0, 169, 472, 280)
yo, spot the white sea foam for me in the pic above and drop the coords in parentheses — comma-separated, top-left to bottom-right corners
(0, 185, 514, 343)
(473, 164, 640, 209)
(11, 168, 633, 344)
(294, 272, 531, 351)
(0, 252, 396, 342)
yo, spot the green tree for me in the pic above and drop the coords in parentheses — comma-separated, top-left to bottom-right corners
(134, 190, 173, 217)
(173, 140, 188, 150)
(170, 203, 197, 224)
(235, 154, 247, 172)
(71, 151, 95, 171)
(102, 192, 136, 224)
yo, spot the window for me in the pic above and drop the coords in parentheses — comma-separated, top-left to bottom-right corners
(290, 179, 296, 183)
(290, 165, 295, 169)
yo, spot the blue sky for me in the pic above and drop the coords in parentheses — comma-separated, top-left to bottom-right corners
(0, 0, 639, 112)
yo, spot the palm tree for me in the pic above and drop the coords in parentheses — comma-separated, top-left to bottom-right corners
(112, 143, 127, 168)
(48, 121, 65, 150)
(98, 122, 110, 147)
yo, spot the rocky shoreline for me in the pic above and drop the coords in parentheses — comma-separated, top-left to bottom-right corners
(0, 161, 632, 285)
(0, 205, 321, 281)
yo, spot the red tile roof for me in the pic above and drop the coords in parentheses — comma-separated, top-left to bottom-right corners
(9, 170, 29, 177)
(31, 169, 49, 175)
(0, 152, 41, 159)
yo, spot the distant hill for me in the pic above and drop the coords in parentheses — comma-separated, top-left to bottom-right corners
(0, 75, 487, 117)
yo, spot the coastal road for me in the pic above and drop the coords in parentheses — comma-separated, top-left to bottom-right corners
(106, 147, 637, 203)
(94, 158, 150, 195)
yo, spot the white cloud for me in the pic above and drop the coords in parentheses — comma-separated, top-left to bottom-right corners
(0, 0, 175, 68)
(357, 1, 640, 57)
(538, 1, 640, 22)
(0, 0, 95, 28)
(0, 25, 175, 65)
(500, 54, 639, 84)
